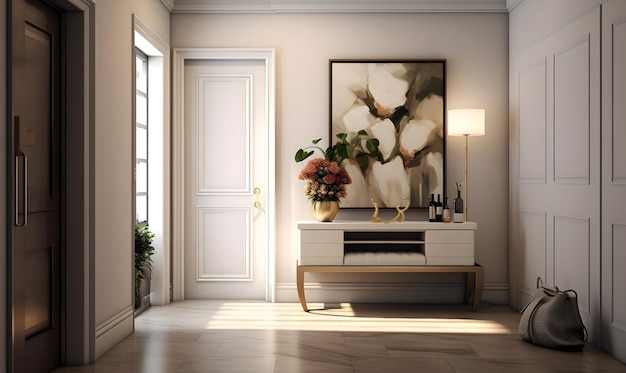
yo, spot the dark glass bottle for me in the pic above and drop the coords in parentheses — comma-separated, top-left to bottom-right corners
(454, 190, 464, 223)
(435, 194, 443, 222)
(428, 194, 436, 222)
(443, 197, 451, 223)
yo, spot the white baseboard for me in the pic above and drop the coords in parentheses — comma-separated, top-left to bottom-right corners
(95, 306, 134, 359)
(275, 282, 510, 305)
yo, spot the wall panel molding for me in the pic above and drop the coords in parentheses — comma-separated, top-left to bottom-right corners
(510, 0, 602, 56)
(518, 60, 547, 184)
(611, 224, 626, 331)
(518, 211, 547, 297)
(553, 215, 591, 315)
(195, 206, 253, 281)
(553, 36, 591, 184)
(196, 74, 252, 194)
(611, 18, 626, 183)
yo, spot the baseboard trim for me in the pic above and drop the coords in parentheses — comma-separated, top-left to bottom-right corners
(95, 306, 134, 359)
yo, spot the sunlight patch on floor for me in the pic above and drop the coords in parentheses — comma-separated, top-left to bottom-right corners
(202, 302, 510, 334)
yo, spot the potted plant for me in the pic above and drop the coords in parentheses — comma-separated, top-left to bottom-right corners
(134, 224, 155, 310)
(294, 131, 380, 221)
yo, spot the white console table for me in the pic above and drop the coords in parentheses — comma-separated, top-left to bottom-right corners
(297, 220, 483, 311)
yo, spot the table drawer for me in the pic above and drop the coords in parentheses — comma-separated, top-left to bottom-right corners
(425, 230, 474, 243)
(300, 243, 343, 258)
(300, 229, 343, 244)
(425, 243, 474, 257)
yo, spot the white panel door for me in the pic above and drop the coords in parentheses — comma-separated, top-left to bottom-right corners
(602, 0, 626, 362)
(184, 59, 268, 299)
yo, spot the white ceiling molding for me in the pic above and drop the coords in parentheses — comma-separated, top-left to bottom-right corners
(505, 0, 523, 12)
(161, 0, 175, 12)
(171, 0, 509, 13)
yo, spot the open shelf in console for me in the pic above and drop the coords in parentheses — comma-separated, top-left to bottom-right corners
(344, 231, 424, 242)
(344, 231, 425, 254)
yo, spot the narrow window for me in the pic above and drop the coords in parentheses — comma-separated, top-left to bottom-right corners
(135, 48, 148, 225)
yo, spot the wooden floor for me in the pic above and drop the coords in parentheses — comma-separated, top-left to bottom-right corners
(53, 300, 626, 372)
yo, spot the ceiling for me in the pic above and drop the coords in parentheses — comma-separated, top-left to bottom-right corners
(162, 0, 518, 13)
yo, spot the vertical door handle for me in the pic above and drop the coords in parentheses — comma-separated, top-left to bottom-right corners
(14, 116, 27, 227)
(253, 187, 261, 208)
(15, 155, 27, 227)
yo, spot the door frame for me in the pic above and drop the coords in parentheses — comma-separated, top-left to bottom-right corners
(61, 0, 96, 364)
(171, 48, 276, 302)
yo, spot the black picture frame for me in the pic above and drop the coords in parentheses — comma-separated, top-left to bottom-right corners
(329, 59, 446, 209)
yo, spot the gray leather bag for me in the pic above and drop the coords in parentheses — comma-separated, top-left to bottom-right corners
(518, 278, 587, 350)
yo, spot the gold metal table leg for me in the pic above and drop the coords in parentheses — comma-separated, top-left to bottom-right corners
(296, 264, 308, 312)
(473, 267, 484, 312)
(464, 272, 475, 305)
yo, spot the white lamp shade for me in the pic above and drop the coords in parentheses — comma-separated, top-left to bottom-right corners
(448, 109, 485, 136)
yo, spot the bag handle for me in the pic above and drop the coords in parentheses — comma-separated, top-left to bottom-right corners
(523, 277, 582, 308)
(536, 277, 559, 296)
(520, 277, 551, 314)
(537, 277, 581, 296)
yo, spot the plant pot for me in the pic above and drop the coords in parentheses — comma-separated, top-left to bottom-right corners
(135, 270, 152, 311)
(311, 201, 340, 222)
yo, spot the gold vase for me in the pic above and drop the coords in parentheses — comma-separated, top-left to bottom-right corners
(311, 201, 340, 222)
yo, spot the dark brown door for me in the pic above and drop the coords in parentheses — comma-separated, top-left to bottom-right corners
(9, 0, 62, 372)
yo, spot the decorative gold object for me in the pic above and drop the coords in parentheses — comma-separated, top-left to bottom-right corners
(311, 201, 340, 222)
(371, 197, 410, 223)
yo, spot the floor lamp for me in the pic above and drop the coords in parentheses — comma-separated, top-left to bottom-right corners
(448, 109, 485, 222)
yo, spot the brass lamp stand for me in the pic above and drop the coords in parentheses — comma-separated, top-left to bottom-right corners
(448, 109, 485, 221)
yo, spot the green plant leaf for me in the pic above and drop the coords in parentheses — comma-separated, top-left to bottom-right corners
(336, 143, 349, 160)
(295, 149, 314, 162)
(366, 138, 379, 154)
(355, 152, 368, 166)
(135, 225, 156, 302)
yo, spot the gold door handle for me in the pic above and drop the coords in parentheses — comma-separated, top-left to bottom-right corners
(253, 187, 261, 208)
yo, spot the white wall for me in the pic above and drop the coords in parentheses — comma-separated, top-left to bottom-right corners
(508, 0, 609, 350)
(510, 0, 626, 362)
(171, 12, 510, 304)
(93, 0, 170, 358)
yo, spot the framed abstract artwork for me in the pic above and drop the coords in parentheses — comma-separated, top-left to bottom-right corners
(329, 59, 446, 209)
